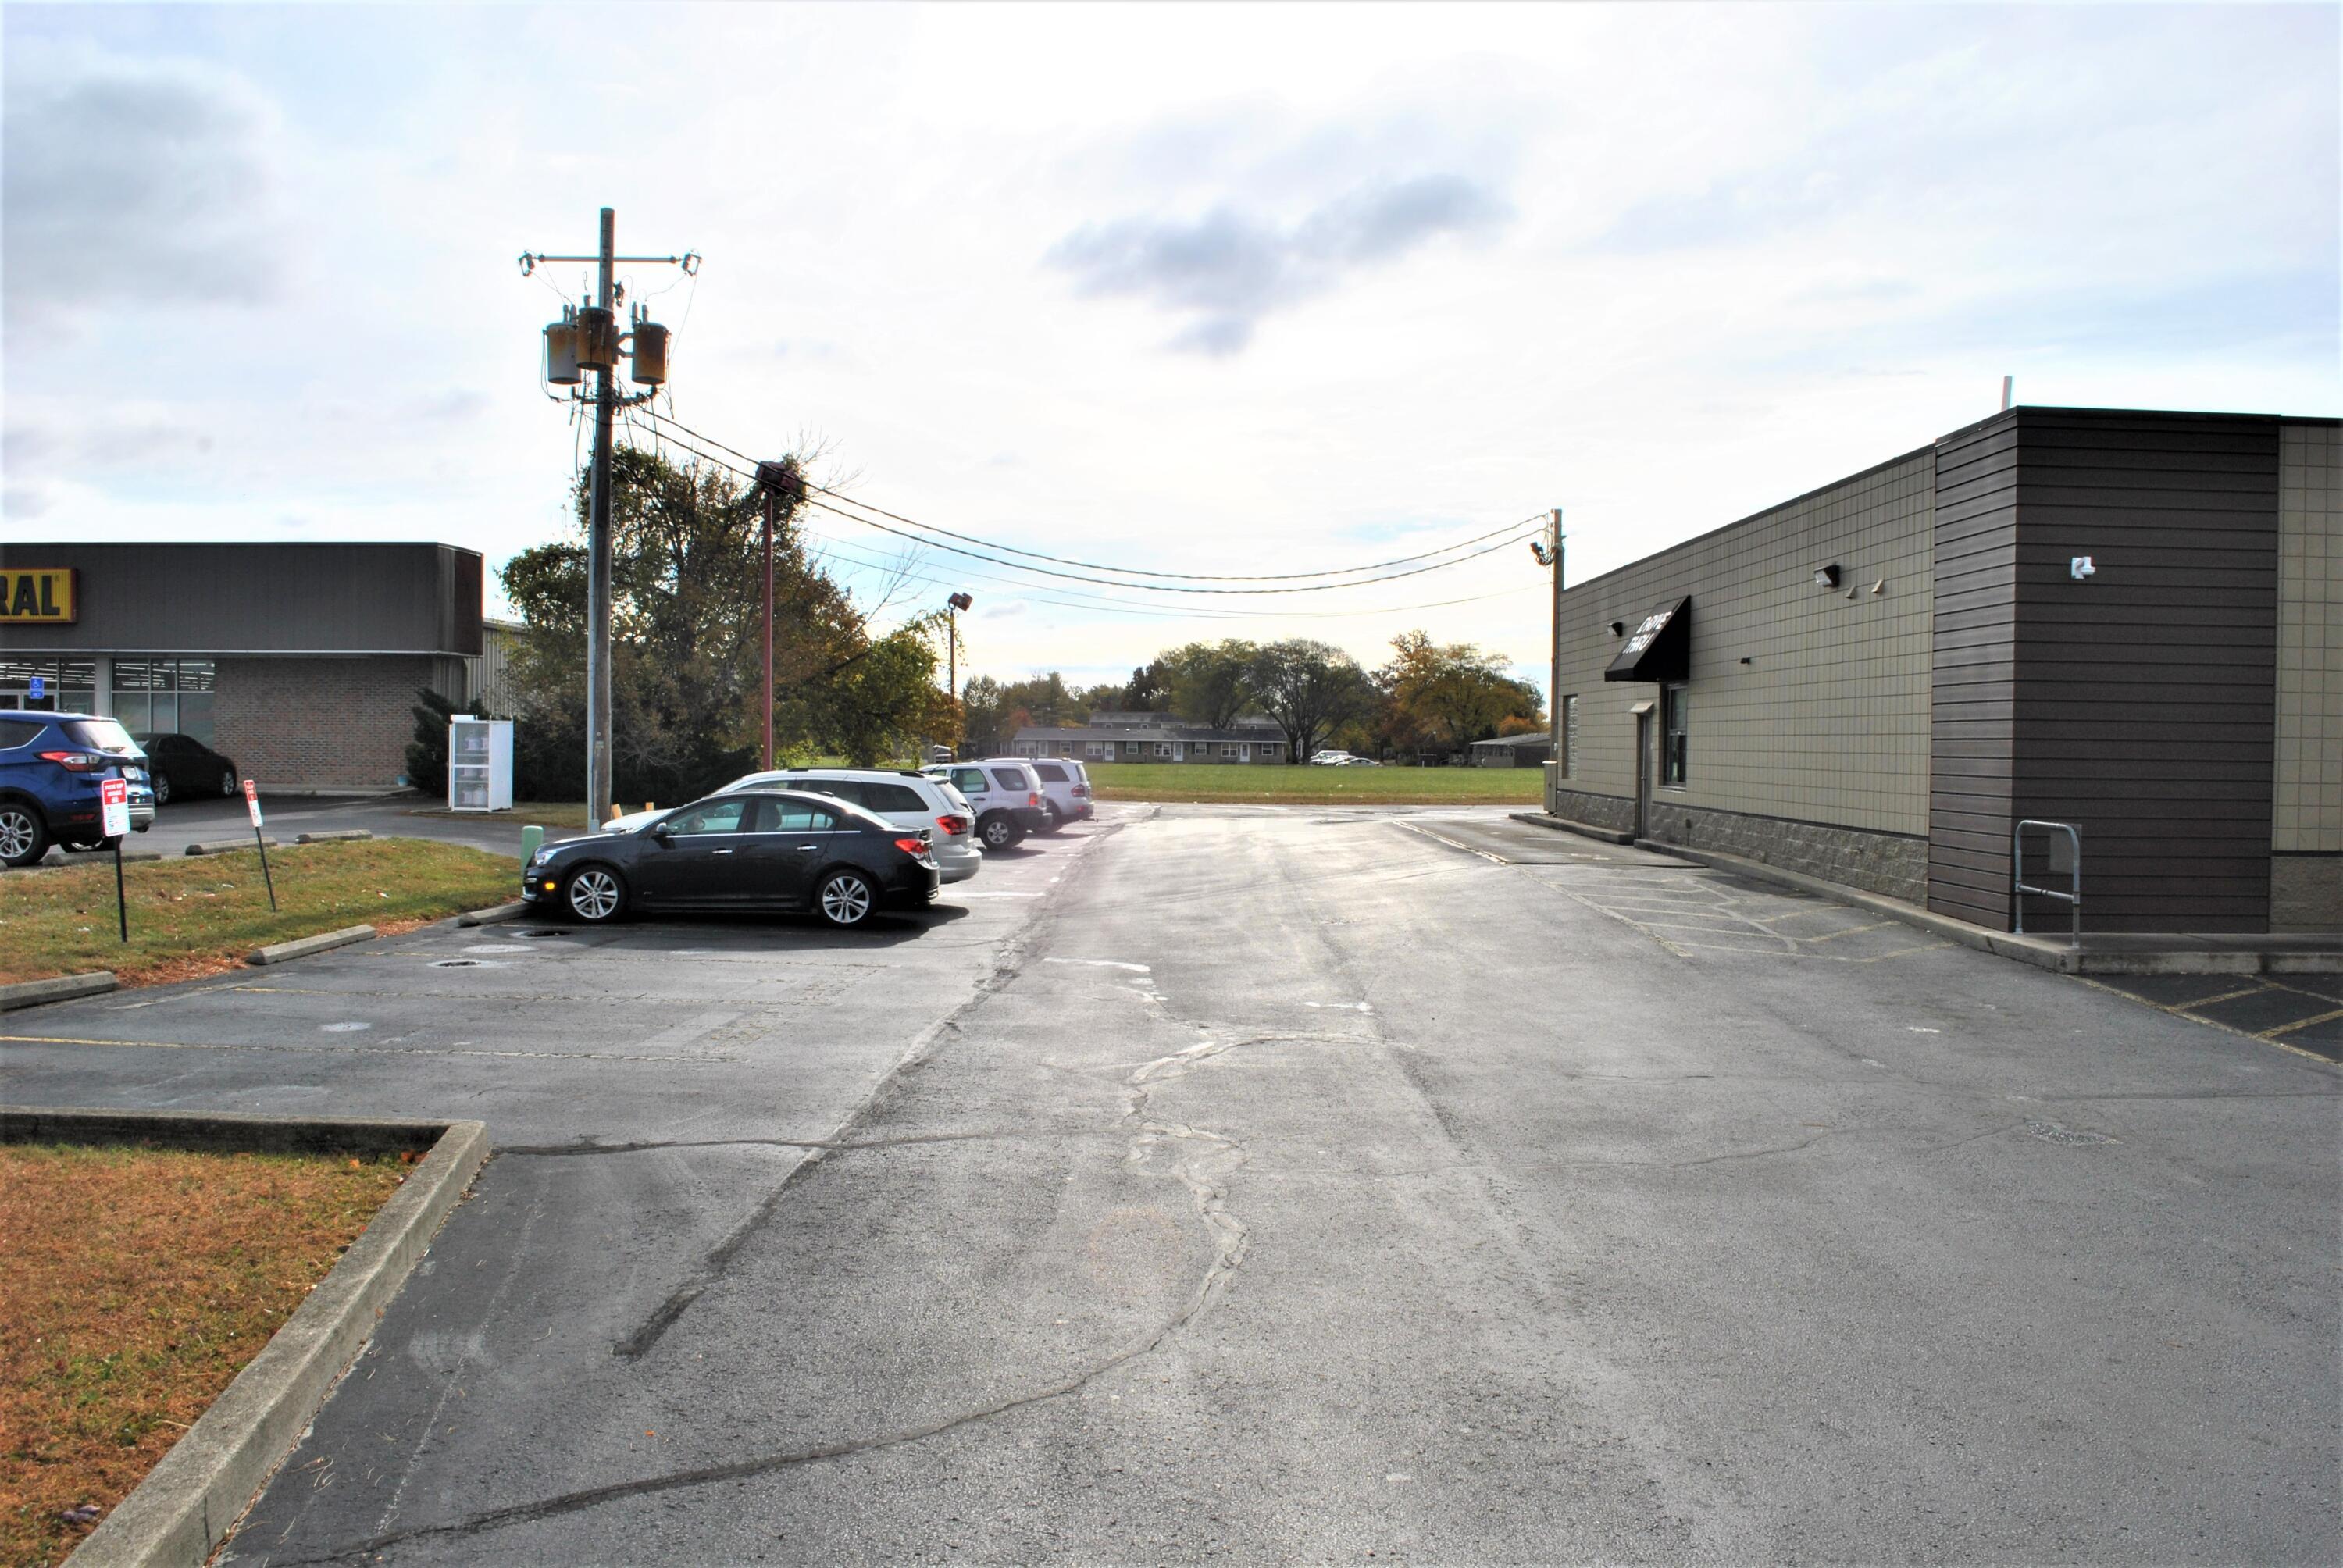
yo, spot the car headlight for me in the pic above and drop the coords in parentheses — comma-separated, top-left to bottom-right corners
(529, 848, 554, 867)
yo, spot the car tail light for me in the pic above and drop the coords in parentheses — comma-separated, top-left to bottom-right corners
(39, 750, 106, 773)
(893, 836, 933, 858)
(1072, 785, 1088, 796)
(936, 814, 969, 837)
(1028, 792, 1040, 807)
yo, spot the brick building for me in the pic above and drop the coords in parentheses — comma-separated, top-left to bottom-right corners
(0, 542, 483, 792)
(1546, 406, 2340, 935)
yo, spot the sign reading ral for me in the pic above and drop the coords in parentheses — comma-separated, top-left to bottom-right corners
(100, 777, 130, 839)
(0, 569, 78, 624)
(243, 778, 263, 828)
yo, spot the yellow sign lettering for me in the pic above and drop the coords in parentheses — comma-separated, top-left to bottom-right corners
(0, 569, 77, 624)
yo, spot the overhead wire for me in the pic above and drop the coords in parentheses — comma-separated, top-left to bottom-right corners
(636, 405, 1545, 585)
(629, 412, 1542, 599)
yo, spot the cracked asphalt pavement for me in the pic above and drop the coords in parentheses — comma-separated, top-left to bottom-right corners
(2, 804, 2336, 1563)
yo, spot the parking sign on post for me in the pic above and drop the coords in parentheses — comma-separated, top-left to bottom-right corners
(101, 779, 130, 941)
(243, 779, 278, 911)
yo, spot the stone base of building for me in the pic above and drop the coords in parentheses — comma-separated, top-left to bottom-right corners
(1646, 801, 1928, 903)
(1547, 786, 1638, 836)
(2271, 855, 2343, 933)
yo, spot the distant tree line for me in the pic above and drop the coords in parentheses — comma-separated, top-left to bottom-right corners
(957, 633, 1542, 764)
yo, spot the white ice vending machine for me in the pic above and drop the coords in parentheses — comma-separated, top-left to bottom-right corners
(448, 716, 514, 812)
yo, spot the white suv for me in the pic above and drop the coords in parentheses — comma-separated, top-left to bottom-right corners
(923, 761, 1050, 850)
(1006, 756, 1091, 831)
(719, 768, 982, 883)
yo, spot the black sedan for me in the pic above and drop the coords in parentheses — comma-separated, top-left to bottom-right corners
(521, 789, 940, 928)
(135, 732, 241, 807)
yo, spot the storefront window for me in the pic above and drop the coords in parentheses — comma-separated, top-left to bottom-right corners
(114, 659, 218, 746)
(0, 657, 96, 714)
(1660, 683, 1689, 786)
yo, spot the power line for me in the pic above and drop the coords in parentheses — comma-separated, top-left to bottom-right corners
(635, 405, 1545, 585)
(628, 414, 1542, 598)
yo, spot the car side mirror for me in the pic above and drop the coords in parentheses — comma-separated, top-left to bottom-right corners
(650, 825, 672, 843)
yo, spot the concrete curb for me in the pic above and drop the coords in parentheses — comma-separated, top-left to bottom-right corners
(1507, 810, 1636, 846)
(1628, 839, 2342, 975)
(0, 972, 118, 1012)
(9, 1110, 490, 1568)
(455, 900, 527, 927)
(54, 847, 164, 864)
(185, 839, 279, 857)
(245, 925, 376, 966)
(294, 829, 373, 845)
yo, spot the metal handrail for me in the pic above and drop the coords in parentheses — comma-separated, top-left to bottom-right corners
(2013, 819, 2081, 946)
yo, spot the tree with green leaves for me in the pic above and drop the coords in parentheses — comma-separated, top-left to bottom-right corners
(500, 445, 943, 800)
(1375, 631, 1543, 761)
(1162, 639, 1258, 728)
(1246, 640, 1372, 763)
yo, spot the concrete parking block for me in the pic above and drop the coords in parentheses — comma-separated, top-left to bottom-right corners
(245, 925, 376, 966)
(186, 839, 280, 857)
(0, 971, 118, 1012)
(455, 900, 528, 927)
(6, 1108, 490, 1568)
(294, 829, 374, 844)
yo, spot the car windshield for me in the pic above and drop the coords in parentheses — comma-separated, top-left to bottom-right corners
(61, 718, 137, 754)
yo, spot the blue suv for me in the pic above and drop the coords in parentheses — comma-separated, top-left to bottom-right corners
(0, 710, 157, 868)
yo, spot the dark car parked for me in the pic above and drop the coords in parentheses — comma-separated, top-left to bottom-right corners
(135, 732, 242, 807)
(521, 789, 940, 928)
(0, 710, 156, 867)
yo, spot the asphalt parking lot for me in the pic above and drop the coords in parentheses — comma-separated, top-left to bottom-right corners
(2, 804, 2334, 1563)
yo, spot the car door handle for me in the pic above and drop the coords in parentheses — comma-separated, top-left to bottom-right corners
(797, 843, 819, 852)
(711, 847, 735, 855)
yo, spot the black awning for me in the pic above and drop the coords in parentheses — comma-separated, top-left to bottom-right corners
(1603, 597, 1691, 682)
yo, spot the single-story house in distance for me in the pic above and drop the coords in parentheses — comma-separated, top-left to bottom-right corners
(1470, 734, 1555, 768)
(1011, 712, 1289, 764)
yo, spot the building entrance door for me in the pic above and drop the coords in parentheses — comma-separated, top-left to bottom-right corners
(1633, 710, 1653, 840)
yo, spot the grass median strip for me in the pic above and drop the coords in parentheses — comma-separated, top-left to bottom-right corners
(0, 1142, 411, 1567)
(0, 839, 518, 988)
(1084, 761, 1543, 805)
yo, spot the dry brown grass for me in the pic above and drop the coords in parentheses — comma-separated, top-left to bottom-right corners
(0, 1143, 409, 1566)
(0, 839, 516, 988)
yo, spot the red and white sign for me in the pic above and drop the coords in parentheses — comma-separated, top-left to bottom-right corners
(242, 779, 263, 828)
(100, 777, 130, 839)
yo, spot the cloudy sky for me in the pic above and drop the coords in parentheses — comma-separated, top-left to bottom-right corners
(5, 2, 2335, 699)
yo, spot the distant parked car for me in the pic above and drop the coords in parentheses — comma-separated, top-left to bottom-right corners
(717, 767, 982, 884)
(1310, 750, 1357, 766)
(1004, 756, 1092, 830)
(923, 761, 1049, 850)
(0, 710, 155, 867)
(525, 788, 940, 928)
(135, 732, 241, 807)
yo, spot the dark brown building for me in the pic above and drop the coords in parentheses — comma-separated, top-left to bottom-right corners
(1545, 407, 2339, 935)
(0, 543, 485, 791)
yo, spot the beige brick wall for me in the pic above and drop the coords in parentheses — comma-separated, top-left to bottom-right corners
(1552, 449, 1935, 838)
(215, 655, 458, 790)
(2275, 422, 2341, 854)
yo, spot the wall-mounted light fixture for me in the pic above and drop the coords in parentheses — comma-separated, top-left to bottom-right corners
(1813, 565, 1841, 589)
(2070, 556, 2096, 581)
(1609, 620, 1625, 637)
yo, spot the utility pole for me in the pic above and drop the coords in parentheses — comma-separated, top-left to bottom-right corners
(521, 213, 697, 826)
(755, 461, 799, 772)
(947, 592, 972, 755)
(1545, 509, 1564, 813)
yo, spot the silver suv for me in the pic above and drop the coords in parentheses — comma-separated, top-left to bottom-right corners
(1000, 756, 1091, 831)
(923, 761, 1049, 850)
(719, 768, 982, 884)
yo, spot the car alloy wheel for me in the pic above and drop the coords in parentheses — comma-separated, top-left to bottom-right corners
(565, 866, 624, 922)
(153, 773, 173, 807)
(0, 805, 45, 867)
(981, 815, 1016, 850)
(817, 870, 875, 928)
(219, 768, 238, 797)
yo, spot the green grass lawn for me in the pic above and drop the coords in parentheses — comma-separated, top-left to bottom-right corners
(1085, 761, 1543, 805)
(0, 839, 519, 987)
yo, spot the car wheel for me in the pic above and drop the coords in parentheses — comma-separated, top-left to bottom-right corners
(815, 868, 876, 928)
(0, 804, 48, 868)
(563, 864, 627, 923)
(219, 768, 238, 798)
(979, 814, 1019, 850)
(1041, 802, 1065, 833)
(153, 773, 173, 807)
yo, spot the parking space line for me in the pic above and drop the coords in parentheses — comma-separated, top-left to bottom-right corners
(2259, 1005, 2343, 1040)
(0, 1032, 744, 1064)
(2069, 977, 2343, 1067)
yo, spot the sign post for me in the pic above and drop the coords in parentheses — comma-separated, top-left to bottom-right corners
(100, 778, 130, 943)
(244, 779, 278, 912)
